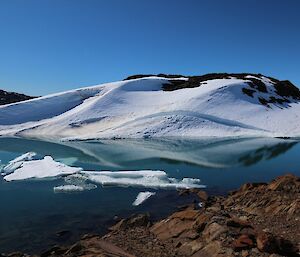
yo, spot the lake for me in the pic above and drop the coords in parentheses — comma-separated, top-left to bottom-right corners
(0, 137, 299, 253)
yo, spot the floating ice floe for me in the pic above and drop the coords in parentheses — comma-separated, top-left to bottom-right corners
(3, 155, 82, 181)
(133, 191, 156, 206)
(81, 170, 204, 189)
(1, 152, 36, 176)
(2, 153, 205, 191)
(54, 184, 86, 192)
(54, 174, 98, 193)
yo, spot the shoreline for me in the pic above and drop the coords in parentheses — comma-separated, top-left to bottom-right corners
(2, 173, 299, 257)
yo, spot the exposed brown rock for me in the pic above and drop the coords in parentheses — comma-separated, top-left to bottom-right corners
(256, 232, 277, 253)
(109, 213, 151, 231)
(232, 234, 255, 251)
(39, 236, 135, 257)
(202, 222, 227, 242)
(226, 217, 253, 228)
(267, 173, 300, 192)
(196, 191, 208, 201)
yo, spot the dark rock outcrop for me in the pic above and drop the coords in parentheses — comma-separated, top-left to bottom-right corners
(124, 73, 300, 109)
(0, 89, 35, 106)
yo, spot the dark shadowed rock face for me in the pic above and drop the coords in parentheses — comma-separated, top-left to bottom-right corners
(0, 89, 34, 105)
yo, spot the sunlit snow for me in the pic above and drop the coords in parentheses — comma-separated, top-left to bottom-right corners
(0, 76, 299, 139)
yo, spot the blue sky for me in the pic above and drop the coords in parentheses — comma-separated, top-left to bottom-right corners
(0, 0, 299, 95)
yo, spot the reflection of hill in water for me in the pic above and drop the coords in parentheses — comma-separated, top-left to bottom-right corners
(0, 137, 99, 162)
(238, 142, 297, 166)
(0, 137, 298, 169)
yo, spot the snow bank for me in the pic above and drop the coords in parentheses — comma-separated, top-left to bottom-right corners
(0, 76, 299, 139)
(133, 191, 156, 206)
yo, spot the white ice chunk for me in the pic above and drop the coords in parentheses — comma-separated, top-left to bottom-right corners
(4, 156, 82, 181)
(82, 170, 204, 189)
(2, 154, 205, 190)
(2, 152, 36, 175)
(54, 185, 85, 192)
(54, 173, 98, 192)
(133, 191, 156, 206)
(53, 182, 97, 192)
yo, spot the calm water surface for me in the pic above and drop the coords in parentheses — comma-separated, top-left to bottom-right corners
(0, 137, 299, 253)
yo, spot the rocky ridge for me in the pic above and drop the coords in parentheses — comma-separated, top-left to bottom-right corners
(0, 89, 34, 106)
(125, 73, 300, 108)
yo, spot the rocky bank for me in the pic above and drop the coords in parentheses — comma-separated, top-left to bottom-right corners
(2, 174, 299, 257)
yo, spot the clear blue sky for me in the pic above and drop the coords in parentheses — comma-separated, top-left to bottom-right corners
(0, 0, 299, 95)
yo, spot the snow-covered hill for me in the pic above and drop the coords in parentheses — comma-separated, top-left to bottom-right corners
(0, 73, 299, 140)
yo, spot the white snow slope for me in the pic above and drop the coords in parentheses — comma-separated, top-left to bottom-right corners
(0, 75, 299, 140)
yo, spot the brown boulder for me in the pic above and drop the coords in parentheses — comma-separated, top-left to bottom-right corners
(110, 213, 150, 231)
(234, 182, 266, 195)
(191, 240, 233, 257)
(151, 216, 194, 240)
(226, 217, 252, 228)
(268, 174, 300, 192)
(151, 209, 202, 242)
(178, 239, 204, 256)
(171, 209, 200, 220)
(193, 213, 211, 232)
(202, 222, 227, 242)
(232, 234, 254, 251)
(197, 191, 208, 201)
(256, 232, 277, 253)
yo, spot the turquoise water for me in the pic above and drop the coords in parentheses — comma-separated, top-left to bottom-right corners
(0, 137, 299, 253)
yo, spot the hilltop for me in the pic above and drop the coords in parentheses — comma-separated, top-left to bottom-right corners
(0, 73, 299, 140)
(0, 89, 34, 105)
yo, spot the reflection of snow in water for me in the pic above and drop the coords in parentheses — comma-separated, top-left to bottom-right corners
(61, 137, 296, 169)
(0, 137, 296, 171)
(1, 153, 205, 192)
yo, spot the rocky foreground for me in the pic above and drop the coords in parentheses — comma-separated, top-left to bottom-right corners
(2, 174, 300, 257)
